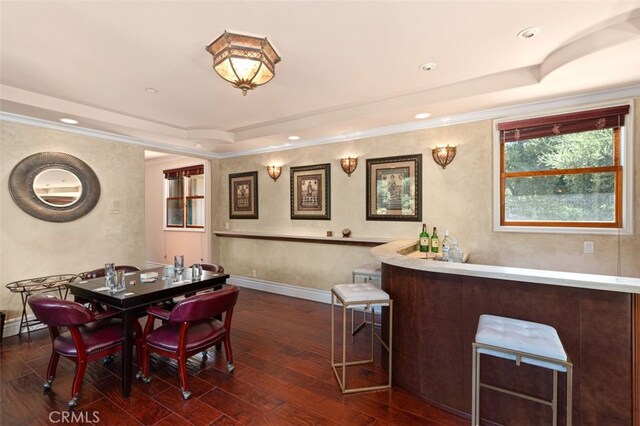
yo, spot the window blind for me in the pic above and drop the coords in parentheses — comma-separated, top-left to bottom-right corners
(163, 165, 204, 179)
(498, 105, 630, 143)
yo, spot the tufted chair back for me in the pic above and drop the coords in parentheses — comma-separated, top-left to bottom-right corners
(80, 265, 140, 280)
(198, 263, 225, 273)
(28, 295, 95, 326)
(169, 285, 238, 323)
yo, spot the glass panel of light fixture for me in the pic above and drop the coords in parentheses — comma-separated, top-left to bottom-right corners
(229, 57, 261, 80)
(253, 66, 274, 85)
(215, 61, 238, 83)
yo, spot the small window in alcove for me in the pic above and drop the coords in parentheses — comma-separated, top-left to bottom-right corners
(163, 165, 205, 229)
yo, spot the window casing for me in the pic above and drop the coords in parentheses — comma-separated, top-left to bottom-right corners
(495, 104, 631, 232)
(164, 165, 205, 230)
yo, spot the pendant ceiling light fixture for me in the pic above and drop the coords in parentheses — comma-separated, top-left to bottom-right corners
(206, 31, 281, 96)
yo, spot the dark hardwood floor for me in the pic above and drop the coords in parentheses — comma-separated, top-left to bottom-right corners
(0, 288, 467, 425)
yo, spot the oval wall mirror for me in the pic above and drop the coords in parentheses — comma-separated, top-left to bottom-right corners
(9, 152, 100, 222)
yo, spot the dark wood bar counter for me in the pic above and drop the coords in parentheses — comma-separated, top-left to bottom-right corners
(374, 241, 640, 425)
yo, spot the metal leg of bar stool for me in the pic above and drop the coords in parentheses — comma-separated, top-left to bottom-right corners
(342, 297, 347, 391)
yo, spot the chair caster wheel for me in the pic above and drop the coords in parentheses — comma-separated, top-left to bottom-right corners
(142, 376, 152, 384)
(103, 354, 114, 365)
(201, 350, 208, 359)
(181, 389, 192, 400)
(135, 370, 143, 380)
(68, 396, 79, 408)
(227, 363, 235, 374)
(43, 380, 53, 391)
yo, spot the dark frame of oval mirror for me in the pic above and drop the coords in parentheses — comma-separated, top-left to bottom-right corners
(9, 152, 101, 222)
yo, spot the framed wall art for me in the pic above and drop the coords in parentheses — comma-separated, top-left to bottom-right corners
(229, 171, 258, 219)
(290, 163, 331, 220)
(366, 154, 422, 221)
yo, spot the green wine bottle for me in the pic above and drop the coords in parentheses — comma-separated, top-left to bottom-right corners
(431, 227, 439, 253)
(419, 223, 429, 252)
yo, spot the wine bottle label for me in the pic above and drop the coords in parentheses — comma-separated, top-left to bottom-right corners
(420, 237, 429, 245)
(432, 240, 439, 247)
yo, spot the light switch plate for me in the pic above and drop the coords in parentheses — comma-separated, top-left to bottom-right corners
(109, 199, 122, 214)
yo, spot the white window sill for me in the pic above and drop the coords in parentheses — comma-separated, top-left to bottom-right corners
(493, 224, 632, 236)
(163, 227, 206, 233)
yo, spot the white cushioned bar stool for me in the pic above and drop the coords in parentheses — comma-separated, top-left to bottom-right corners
(351, 263, 382, 335)
(352, 263, 381, 283)
(331, 283, 392, 394)
(472, 314, 573, 426)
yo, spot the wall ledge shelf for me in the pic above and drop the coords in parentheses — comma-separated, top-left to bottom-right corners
(214, 230, 392, 247)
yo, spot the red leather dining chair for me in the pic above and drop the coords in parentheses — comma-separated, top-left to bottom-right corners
(76, 265, 144, 365)
(199, 263, 224, 273)
(28, 295, 144, 408)
(141, 285, 239, 400)
(158, 263, 225, 310)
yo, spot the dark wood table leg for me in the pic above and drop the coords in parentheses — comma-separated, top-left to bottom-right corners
(121, 310, 133, 397)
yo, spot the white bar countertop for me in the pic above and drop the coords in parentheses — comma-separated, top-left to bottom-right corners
(371, 239, 640, 294)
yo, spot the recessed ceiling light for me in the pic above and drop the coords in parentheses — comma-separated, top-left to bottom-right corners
(414, 113, 431, 119)
(195, 143, 202, 148)
(59, 118, 79, 124)
(517, 27, 541, 39)
(419, 62, 436, 72)
(145, 87, 158, 94)
(288, 136, 301, 141)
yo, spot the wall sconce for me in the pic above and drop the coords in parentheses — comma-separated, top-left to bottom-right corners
(432, 145, 457, 169)
(340, 157, 358, 177)
(267, 165, 282, 181)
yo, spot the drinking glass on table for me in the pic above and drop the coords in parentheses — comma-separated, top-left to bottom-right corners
(174, 255, 184, 274)
(116, 270, 126, 292)
(191, 264, 202, 281)
(105, 263, 116, 289)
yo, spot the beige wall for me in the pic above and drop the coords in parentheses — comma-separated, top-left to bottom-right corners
(0, 121, 145, 320)
(144, 155, 211, 267)
(215, 97, 640, 290)
(1, 95, 636, 319)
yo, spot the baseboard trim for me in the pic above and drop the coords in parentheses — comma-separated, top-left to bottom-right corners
(1, 315, 46, 339)
(228, 275, 331, 304)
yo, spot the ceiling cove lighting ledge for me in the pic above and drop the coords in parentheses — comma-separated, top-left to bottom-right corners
(218, 84, 640, 159)
(2, 85, 640, 160)
(0, 112, 223, 160)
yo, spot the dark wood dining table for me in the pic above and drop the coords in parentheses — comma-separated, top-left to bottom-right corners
(66, 267, 229, 397)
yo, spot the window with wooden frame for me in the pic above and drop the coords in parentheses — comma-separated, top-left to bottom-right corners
(164, 165, 205, 229)
(497, 104, 630, 229)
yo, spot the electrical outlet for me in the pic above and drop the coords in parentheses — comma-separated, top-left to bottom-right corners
(104, 226, 123, 236)
(583, 241, 594, 254)
(251, 269, 257, 278)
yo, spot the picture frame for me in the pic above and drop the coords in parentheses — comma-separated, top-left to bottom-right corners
(290, 163, 331, 220)
(366, 154, 422, 221)
(229, 171, 258, 219)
